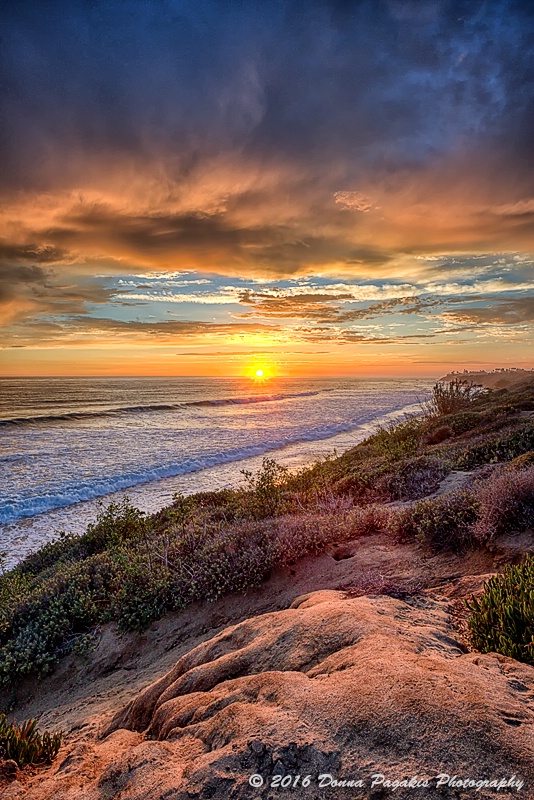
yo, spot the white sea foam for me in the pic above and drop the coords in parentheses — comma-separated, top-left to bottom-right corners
(0, 377, 432, 565)
(0, 403, 420, 524)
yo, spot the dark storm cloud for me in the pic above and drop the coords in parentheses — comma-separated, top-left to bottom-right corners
(0, 243, 69, 264)
(0, 263, 114, 324)
(1, 0, 533, 190)
(0, 264, 49, 302)
(30, 205, 392, 275)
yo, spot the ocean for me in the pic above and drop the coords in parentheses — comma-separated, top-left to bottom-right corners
(0, 376, 432, 568)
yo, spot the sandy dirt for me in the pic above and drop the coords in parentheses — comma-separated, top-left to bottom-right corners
(1, 494, 533, 800)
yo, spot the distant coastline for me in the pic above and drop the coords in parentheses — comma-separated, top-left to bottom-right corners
(440, 368, 534, 390)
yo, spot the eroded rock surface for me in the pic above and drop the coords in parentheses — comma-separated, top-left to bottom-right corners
(12, 590, 534, 799)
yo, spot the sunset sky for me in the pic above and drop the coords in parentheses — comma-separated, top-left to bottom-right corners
(1, 0, 534, 377)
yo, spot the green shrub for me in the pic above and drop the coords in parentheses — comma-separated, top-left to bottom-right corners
(374, 455, 449, 501)
(17, 498, 148, 580)
(446, 411, 483, 435)
(365, 416, 424, 461)
(84, 497, 148, 553)
(0, 571, 32, 636)
(0, 553, 121, 683)
(457, 425, 534, 469)
(284, 452, 339, 506)
(389, 490, 479, 551)
(114, 563, 174, 631)
(422, 410, 485, 444)
(17, 532, 85, 578)
(336, 455, 448, 503)
(0, 714, 62, 767)
(467, 557, 534, 664)
(508, 451, 534, 470)
(240, 457, 289, 518)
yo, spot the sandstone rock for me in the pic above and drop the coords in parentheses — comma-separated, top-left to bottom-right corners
(20, 591, 534, 799)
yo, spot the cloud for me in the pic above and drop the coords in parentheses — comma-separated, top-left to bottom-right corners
(442, 297, 534, 326)
(492, 199, 534, 218)
(1, 1, 534, 362)
(0, 263, 115, 326)
(1, 200, 394, 277)
(297, 327, 438, 345)
(334, 192, 377, 212)
(236, 291, 439, 323)
(237, 291, 352, 321)
(0, 315, 280, 348)
(0, 264, 49, 301)
(0, 242, 69, 264)
(1, 2, 534, 259)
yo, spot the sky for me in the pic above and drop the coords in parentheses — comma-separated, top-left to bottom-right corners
(1, 0, 534, 377)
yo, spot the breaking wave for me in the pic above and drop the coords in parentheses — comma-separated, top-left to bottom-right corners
(0, 405, 400, 524)
(0, 390, 327, 427)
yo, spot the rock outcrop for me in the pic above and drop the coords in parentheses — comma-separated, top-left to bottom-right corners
(9, 590, 534, 799)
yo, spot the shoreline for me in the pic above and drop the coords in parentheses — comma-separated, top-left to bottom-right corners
(1, 397, 426, 570)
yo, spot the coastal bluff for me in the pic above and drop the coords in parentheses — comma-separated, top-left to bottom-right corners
(439, 369, 534, 391)
(8, 589, 534, 800)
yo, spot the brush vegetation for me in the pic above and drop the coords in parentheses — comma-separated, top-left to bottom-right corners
(467, 557, 534, 664)
(0, 714, 61, 767)
(0, 378, 533, 685)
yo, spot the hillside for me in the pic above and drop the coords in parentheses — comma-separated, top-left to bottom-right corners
(1, 379, 534, 798)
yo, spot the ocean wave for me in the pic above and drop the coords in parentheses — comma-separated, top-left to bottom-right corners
(0, 404, 412, 525)
(0, 390, 327, 427)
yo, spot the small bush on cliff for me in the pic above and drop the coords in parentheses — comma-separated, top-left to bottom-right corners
(241, 457, 289, 518)
(446, 410, 484, 435)
(467, 557, 534, 665)
(17, 498, 148, 579)
(471, 466, 534, 542)
(0, 714, 61, 767)
(336, 455, 448, 504)
(428, 379, 483, 416)
(84, 498, 148, 553)
(0, 553, 122, 683)
(389, 491, 479, 551)
(366, 416, 424, 460)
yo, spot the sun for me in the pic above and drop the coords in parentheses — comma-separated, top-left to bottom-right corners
(244, 358, 276, 381)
